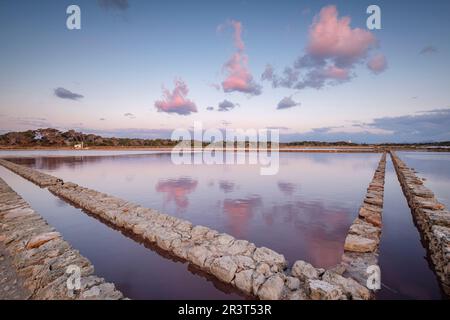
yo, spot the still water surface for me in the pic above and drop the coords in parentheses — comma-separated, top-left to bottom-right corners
(0, 166, 245, 299)
(7, 152, 381, 267)
(1, 151, 448, 299)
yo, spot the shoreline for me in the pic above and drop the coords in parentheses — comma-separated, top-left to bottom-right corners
(0, 146, 449, 154)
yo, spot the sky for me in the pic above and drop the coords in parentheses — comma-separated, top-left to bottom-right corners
(0, 0, 449, 143)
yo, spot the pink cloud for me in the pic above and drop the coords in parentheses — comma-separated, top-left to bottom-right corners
(367, 53, 388, 74)
(221, 20, 261, 95)
(307, 5, 376, 66)
(156, 178, 198, 210)
(154, 79, 197, 115)
(263, 5, 386, 91)
(230, 20, 245, 51)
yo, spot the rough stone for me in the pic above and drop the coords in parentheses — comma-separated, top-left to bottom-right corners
(210, 256, 238, 283)
(171, 239, 190, 259)
(4, 208, 35, 220)
(225, 240, 254, 256)
(363, 196, 383, 207)
(187, 245, 211, 268)
(257, 274, 285, 300)
(174, 220, 192, 233)
(287, 289, 308, 300)
(415, 198, 445, 211)
(132, 222, 152, 235)
(328, 264, 346, 275)
(291, 260, 319, 281)
(190, 225, 211, 241)
(344, 234, 377, 253)
(234, 269, 254, 294)
(80, 283, 123, 300)
(255, 262, 272, 277)
(322, 271, 371, 300)
(214, 233, 235, 246)
(411, 185, 434, 198)
(308, 279, 345, 300)
(233, 255, 256, 270)
(349, 219, 381, 240)
(155, 229, 180, 251)
(252, 272, 266, 296)
(358, 207, 382, 227)
(26, 232, 61, 250)
(286, 276, 301, 290)
(425, 210, 450, 228)
(253, 247, 286, 269)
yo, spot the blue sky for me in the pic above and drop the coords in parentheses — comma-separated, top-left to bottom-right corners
(0, 0, 449, 143)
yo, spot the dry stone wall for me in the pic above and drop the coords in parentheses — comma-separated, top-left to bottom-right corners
(390, 151, 450, 296)
(0, 158, 379, 300)
(341, 153, 386, 289)
(0, 177, 124, 300)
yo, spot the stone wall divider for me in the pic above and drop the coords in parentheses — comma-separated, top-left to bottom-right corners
(0, 177, 124, 299)
(1, 158, 378, 300)
(390, 151, 450, 296)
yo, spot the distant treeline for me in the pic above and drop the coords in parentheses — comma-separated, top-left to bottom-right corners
(0, 129, 177, 147)
(0, 128, 449, 148)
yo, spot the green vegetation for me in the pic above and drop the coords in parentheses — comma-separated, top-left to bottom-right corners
(0, 128, 449, 148)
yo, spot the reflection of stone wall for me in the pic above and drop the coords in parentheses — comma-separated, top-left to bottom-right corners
(1, 159, 375, 300)
(341, 153, 386, 291)
(391, 151, 450, 296)
(8, 153, 171, 171)
(0, 177, 123, 300)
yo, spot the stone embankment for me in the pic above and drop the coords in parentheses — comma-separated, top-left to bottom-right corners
(0, 240, 30, 299)
(390, 151, 450, 295)
(0, 177, 124, 299)
(341, 153, 386, 288)
(0, 159, 376, 300)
